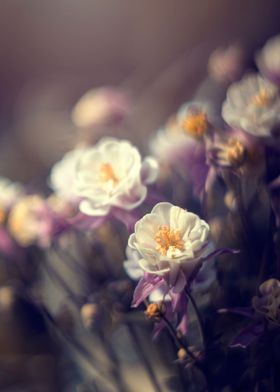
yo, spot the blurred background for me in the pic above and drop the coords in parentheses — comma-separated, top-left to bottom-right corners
(0, 0, 280, 182)
(0, 2, 280, 391)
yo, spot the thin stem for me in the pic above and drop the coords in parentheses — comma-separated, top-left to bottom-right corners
(184, 288, 206, 353)
(98, 330, 129, 392)
(161, 314, 197, 362)
(42, 253, 83, 307)
(126, 321, 163, 392)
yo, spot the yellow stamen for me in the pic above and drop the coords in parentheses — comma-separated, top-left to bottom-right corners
(154, 225, 184, 257)
(183, 112, 208, 138)
(225, 138, 246, 166)
(250, 88, 275, 107)
(99, 163, 119, 186)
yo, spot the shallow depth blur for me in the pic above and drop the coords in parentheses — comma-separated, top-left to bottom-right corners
(0, 2, 280, 392)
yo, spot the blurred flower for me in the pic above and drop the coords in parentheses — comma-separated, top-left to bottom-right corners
(76, 137, 158, 217)
(49, 148, 86, 202)
(0, 178, 23, 224)
(207, 128, 264, 173)
(149, 116, 198, 166)
(252, 278, 280, 326)
(8, 195, 55, 247)
(208, 135, 246, 169)
(72, 87, 130, 128)
(177, 101, 212, 139)
(128, 202, 211, 277)
(208, 44, 244, 84)
(256, 35, 280, 85)
(222, 73, 280, 137)
(47, 194, 78, 219)
(149, 116, 208, 197)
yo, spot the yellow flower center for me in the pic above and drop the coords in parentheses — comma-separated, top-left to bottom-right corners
(98, 163, 119, 186)
(225, 138, 246, 166)
(154, 225, 184, 257)
(183, 112, 208, 138)
(250, 88, 275, 107)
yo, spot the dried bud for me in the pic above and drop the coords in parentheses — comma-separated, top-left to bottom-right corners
(80, 303, 101, 329)
(0, 286, 15, 311)
(145, 303, 164, 320)
(177, 348, 188, 361)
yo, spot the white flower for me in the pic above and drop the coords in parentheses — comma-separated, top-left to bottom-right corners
(49, 148, 85, 201)
(256, 35, 280, 83)
(128, 202, 211, 276)
(76, 138, 158, 216)
(0, 178, 23, 209)
(222, 73, 280, 137)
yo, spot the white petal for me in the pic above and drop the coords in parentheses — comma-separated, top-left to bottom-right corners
(138, 258, 170, 275)
(79, 200, 110, 216)
(150, 202, 173, 225)
(140, 157, 159, 184)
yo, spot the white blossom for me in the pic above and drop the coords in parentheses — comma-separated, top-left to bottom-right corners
(128, 202, 211, 276)
(49, 148, 86, 201)
(222, 73, 280, 137)
(76, 138, 158, 216)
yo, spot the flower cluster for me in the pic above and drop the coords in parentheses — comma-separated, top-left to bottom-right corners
(1, 32, 280, 391)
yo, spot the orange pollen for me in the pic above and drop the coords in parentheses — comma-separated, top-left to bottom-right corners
(145, 303, 164, 319)
(250, 88, 275, 107)
(183, 112, 208, 138)
(154, 225, 184, 256)
(99, 163, 119, 185)
(225, 138, 246, 165)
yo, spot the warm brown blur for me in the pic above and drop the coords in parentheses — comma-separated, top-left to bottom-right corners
(0, 0, 279, 180)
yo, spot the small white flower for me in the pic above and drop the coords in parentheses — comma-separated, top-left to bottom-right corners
(0, 178, 23, 210)
(49, 148, 85, 201)
(222, 73, 280, 137)
(128, 202, 211, 276)
(76, 137, 158, 216)
(256, 35, 280, 83)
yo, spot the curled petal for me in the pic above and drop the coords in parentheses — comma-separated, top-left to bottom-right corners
(132, 275, 164, 307)
(141, 157, 159, 185)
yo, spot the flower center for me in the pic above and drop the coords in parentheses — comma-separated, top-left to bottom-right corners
(98, 163, 119, 186)
(154, 225, 184, 257)
(225, 138, 246, 166)
(183, 112, 208, 138)
(250, 88, 275, 107)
